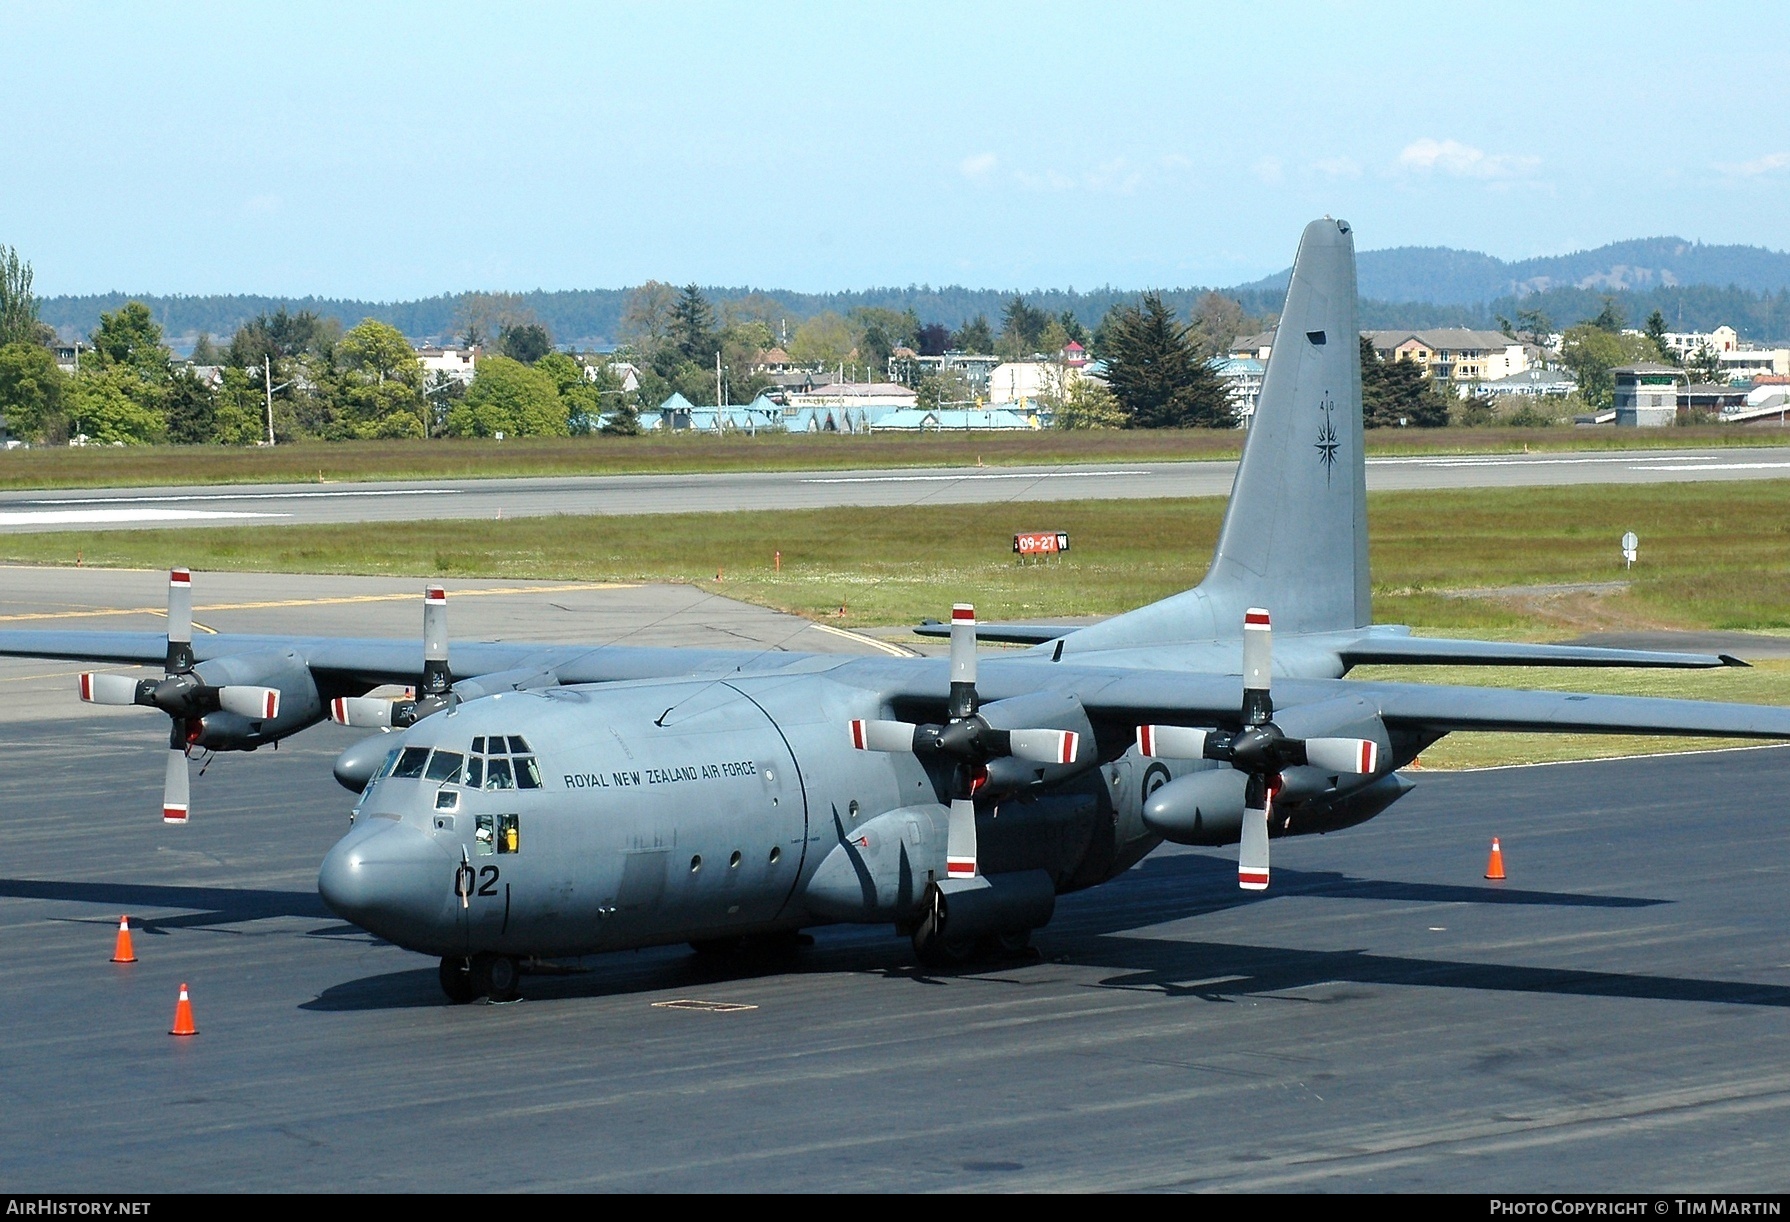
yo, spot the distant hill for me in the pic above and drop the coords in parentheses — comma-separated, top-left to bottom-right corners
(35, 236, 1790, 353)
(1238, 237, 1790, 305)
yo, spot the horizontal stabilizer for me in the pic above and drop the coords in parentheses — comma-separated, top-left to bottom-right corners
(1339, 636, 1743, 670)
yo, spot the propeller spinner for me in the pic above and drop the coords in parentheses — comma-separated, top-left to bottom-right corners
(1136, 608, 1379, 891)
(849, 603, 1080, 879)
(329, 586, 453, 729)
(77, 569, 281, 823)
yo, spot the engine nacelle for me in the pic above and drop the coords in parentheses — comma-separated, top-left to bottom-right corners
(1142, 767, 1248, 845)
(189, 650, 322, 750)
(804, 804, 948, 921)
(930, 869, 1056, 942)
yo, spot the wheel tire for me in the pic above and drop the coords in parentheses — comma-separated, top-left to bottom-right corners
(438, 956, 478, 1004)
(990, 928, 1033, 956)
(471, 952, 521, 1002)
(911, 892, 972, 968)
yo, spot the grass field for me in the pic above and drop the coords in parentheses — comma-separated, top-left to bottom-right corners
(6, 479, 1790, 768)
(2, 423, 1788, 490)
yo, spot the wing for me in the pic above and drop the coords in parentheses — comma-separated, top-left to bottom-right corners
(1337, 635, 1743, 670)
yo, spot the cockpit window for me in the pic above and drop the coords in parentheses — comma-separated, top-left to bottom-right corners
(376, 747, 402, 779)
(484, 758, 515, 790)
(514, 756, 541, 789)
(392, 746, 431, 779)
(465, 757, 484, 789)
(508, 736, 531, 755)
(424, 751, 464, 784)
(470, 737, 486, 754)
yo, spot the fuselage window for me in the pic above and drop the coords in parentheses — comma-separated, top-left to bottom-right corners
(514, 756, 542, 789)
(392, 746, 431, 779)
(424, 751, 464, 784)
(485, 758, 515, 790)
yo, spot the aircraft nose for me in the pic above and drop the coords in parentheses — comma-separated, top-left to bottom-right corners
(318, 819, 454, 944)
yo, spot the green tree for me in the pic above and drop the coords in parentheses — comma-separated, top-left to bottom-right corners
(916, 367, 973, 410)
(1361, 336, 1451, 428)
(1688, 344, 1726, 384)
(997, 296, 1050, 358)
(66, 367, 166, 444)
(0, 341, 66, 440)
(189, 333, 223, 364)
(1558, 325, 1660, 409)
(1058, 311, 1089, 346)
(498, 321, 553, 365)
(789, 312, 857, 369)
(619, 281, 677, 359)
(423, 371, 466, 436)
(339, 318, 422, 385)
(1515, 308, 1552, 347)
(1054, 376, 1125, 429)
(1644, 309, 1677, 365)
(444, 356, 567, 437)
(0, 246, 43, 348)
(951, 315, 994, 353)
(163, 368, 217, 443)
(851, 307, 920, 372)
(212, 367, 267, 444)
(1454, 390, 1497, 427)
(1187, 292, 1249, 362)
(227, 307, 335, 369)
(1101, 293, 1232, 428)
(1586, 297, 1624, 333)
(671, 284, 717, 363)
(90, 302, 171, 373)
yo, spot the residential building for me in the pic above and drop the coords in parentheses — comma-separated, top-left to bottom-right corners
(910, 352, 1001, 393)
(1718, 347, 1790, 380)
(417, 345, 477, 386)
(1612, 364, 1686, 427)
(1660, 326, 1739, 359)
(1364, 329, 1530, 385)
(1210, 356, 1265, 422)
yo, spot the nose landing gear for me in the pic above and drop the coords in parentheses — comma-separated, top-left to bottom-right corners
(439, 954, 521, 1003)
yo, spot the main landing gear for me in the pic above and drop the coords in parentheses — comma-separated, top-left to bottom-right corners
(439, 954, 521, 1003)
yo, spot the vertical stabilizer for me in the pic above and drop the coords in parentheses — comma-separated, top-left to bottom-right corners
(1202, 218, 1367, 633)
(1062, 219, 1367, 652)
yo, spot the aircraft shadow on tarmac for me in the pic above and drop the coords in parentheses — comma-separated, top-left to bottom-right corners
(0, 876, 328, 933)
(288, 852, 1790, 1017)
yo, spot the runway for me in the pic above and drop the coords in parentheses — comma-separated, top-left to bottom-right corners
(4, 447, 1790, 532)
(2, 570, 1789, 1190)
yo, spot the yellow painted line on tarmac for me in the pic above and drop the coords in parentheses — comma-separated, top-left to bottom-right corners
(0, 668, 93, 683)
(806, 621, 915, 657)
(0, 582, 639, 624)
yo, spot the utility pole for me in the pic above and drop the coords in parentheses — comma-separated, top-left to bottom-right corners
(716, 350, 724, 409)
(264, 355, 276, 446)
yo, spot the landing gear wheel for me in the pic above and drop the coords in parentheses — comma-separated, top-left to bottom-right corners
(470, 953, 521, 1002)
(988, 928, 1034, 957)
(438, 956, 478, 1003)
(911, 893, 973, 968)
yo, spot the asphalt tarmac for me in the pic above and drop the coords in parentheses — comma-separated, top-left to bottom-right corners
(3, 569, 1789, 1191)
(4, 447, 1790, 532)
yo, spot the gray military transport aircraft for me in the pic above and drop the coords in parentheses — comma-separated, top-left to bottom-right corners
(6, 217, 1789, 1003)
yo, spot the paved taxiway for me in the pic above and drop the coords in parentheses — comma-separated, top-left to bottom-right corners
(3, 570, 1789, 1191)
(4, 447, 1790, 532)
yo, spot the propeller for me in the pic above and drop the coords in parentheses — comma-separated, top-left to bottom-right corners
(329, 586, 453, 729)
(848, 603, 1080, 879)
(77, 568, 281, 823)
(1136, 608, 1379, 891)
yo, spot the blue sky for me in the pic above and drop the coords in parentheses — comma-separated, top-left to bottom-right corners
(5, 1, 1787, 299)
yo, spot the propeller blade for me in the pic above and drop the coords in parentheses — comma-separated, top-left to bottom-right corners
(945, 796, 978, 879)
(421, 585, 450, 697)
(330, 696, 396, 728)
(848, 718, 919, 752)
(218, 686, 280, 721)
(79, 672, 144, 706)
(166, 569, 194, 673)
(1136, 724, 1209, 759)
(1238, 775, 1270, 891)
(163, 740, 190, 825)
(1303, 737, 1378, 774)
(948, 603, 977, 719)
(1007, 727, 1079, 765)
(1242, 607, 1272, 725)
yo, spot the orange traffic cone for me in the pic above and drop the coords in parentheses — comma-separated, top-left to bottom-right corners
(110, 915, 137, 963)
(1484, 837, 1507, 881)
(170, 983, 198, 1036)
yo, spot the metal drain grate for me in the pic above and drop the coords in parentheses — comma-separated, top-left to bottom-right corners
(651, 998, 758, 1013)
